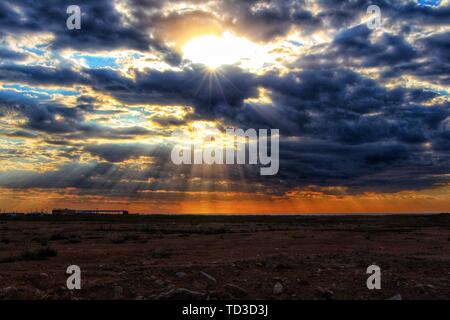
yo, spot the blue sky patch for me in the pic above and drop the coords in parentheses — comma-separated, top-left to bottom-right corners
(73, 53, 118, 68)
(417, 0, 440, 6)
(3, 84, 78, 97)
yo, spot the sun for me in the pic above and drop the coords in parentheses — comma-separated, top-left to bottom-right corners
(182, 32, 264, 70)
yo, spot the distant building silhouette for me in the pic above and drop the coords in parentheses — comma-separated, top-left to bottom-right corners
(52, 208, 129, 215)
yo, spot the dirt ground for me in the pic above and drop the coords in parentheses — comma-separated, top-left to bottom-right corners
(0, 214, 449, 300)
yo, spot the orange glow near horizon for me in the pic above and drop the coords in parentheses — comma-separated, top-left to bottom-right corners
(1, 187, 448, 214)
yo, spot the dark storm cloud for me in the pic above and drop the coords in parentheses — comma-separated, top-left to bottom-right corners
(65, 124, 154, 140)
(88, 64, 420, 138)
(0, 0, 178, 63)
(83, 143, 161, 163)
(219, 0, 322, 41)
(295, 24, 422, 80)
(390, 0, 450, 25)
(0, 64, 87, 86)
(0, 89, 83, 133)
(4, 130, 37, 138)
(276, 137, 449, 193)
(151, 115, 188, 126)
(232, 62, 447, 194)
(259, 67, 403, 115)
(433, 129, 450, 151)
(318, 0, 450, 28)
(219, 0, 448, 42)
(307, 1, 450, 86)
(0, 162, 115, 190)
(262, 67, 447, 154)
(0, 89, 153, 138)
(0, 47, 26, 61)
(331, 25, 418, 67)
(422, 31, 450, 64)
(381, 31, 450, 85)
(86, 65, 258, 118)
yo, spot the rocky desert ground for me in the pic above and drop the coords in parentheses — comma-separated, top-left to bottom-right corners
(0, 214, 449, 300)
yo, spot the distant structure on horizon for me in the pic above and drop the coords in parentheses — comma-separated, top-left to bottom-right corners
(52, 208, 129, 215)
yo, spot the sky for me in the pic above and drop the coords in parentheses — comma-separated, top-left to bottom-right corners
(0, 0, 449, 214)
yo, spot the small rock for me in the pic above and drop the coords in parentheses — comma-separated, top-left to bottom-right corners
(155, 279, 165, 287)
(264, 254, 298, 270)
(167, 283, 176, 290)
(265, 259, 279, 269)
(113, 286, 123, 299)
(34, 289, 48, 299)
(175, 272, 187, 279)
(387, 294, 402, 300)
(151, 248, 172, 259)
(200, 271, 217, 285)
(0, 287, 19, 299)
(156, 288, 205, 300)
(316, 286, 334, 299)
(298, 279, 310, 286)
(224, 284, 248, 298)
(273, 282, 284, 295)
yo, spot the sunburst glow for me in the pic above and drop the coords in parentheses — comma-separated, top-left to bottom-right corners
(182, 32, 265, 69)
